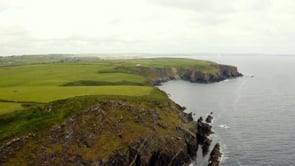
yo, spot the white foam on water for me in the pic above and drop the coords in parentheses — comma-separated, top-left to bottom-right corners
(218, 124, 230, 129)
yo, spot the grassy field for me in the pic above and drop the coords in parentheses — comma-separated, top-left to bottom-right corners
(0, 56, 218, 115)
(105, 58, 219, 73)
(0, 56, 222, 162)
(0, 86, 153, 103)
(0, 61, 149, 114)
(0, 54, 101, 67)
(0, 89, 167, 143)
(0, 102, 23, 115)
(0, 63, 145, 87)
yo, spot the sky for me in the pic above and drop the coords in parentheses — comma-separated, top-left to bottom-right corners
(1, 0, 295, 56)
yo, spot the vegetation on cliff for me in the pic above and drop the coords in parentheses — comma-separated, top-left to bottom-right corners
(0, 55, 241, 165)
(1, 92, 200, 165)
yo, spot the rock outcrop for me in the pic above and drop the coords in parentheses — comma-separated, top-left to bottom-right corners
(205, 113, 213, 123)
(0, 97, 199, 166)
(0, 99, 224, 166)
(150, 64, 242, 85)
(0, 58, 236, 166)
(208, 143, 222, 166)
(196, 116, 214, 156)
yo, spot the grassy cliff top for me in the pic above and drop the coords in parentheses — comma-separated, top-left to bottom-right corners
(0, 56, 222, 114)
(0, 56, 218, 142)
(0, 91, 198, 165)
(0, 55, 239, 165)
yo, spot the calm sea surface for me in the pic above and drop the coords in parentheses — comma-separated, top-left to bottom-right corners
(158, 55, 295, 166)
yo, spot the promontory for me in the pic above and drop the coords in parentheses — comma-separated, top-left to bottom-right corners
(0, 56, 242, 165)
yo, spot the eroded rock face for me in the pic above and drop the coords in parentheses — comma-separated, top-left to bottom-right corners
(123, 134, 197, 166)
(196, 117, 214, 156)
(0, 134, 35, 164)
(182, 112, 194, 123)
(0, 99, 199, 166)
(208, 143, 222, 166)
(0, 100, 223, 166)
(151, 64, 242, 85)
(197, 117, 213, 144)
(205, 113, 213, 123)
(185, 65, 242, 83)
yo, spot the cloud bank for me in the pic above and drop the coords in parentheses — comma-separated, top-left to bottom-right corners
(1, 0, 295, 56)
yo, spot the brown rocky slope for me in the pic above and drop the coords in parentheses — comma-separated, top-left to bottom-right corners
(0, 94, 200, 166)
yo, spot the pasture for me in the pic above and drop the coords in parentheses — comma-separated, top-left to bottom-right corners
(0, 57, 218, 114)
(0, 61, 150, 114)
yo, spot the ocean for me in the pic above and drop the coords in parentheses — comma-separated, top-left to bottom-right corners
(158, 55, 295, 166)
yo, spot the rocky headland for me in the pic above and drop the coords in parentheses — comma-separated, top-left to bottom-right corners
(0, 58, 237, 166)
(0, 96, 224, 166)
(150, 64, 242, 85)
(0, 95, 199, 165)
(0, 99, 222, 166)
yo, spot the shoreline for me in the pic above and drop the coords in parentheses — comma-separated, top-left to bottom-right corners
(158, 81, 229, 166)
(0, 57, 241, 165)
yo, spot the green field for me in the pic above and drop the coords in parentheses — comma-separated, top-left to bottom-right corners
(0, 56, 219, 115)
(0, 55, 226, 163)
(0, 61, 149, 114)
(0, 102, 23, 115)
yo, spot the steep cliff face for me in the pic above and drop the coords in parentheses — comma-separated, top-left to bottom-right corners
(150, 64, 242, 85)
(208, 143, 222, 166)
(0, 95, 200, 166)
(187, 64, 242, 83)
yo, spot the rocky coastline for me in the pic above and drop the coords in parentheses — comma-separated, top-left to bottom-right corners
(151, 64, 242, 85)
(0, 60, 236, 166)
(0, 97, 223, 166)
(208, 143, 222, 166)
(1, 84, 227, 165)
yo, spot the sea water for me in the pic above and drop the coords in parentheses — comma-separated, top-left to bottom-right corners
(158, 55, 295, 166)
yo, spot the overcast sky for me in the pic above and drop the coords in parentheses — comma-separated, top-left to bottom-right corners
(1, 0, 295, 56)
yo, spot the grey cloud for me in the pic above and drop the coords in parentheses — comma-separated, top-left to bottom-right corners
(1, 0, 295, 56)
(148, 0, 238, 27)
(235, 0, 272, 11)
(149, 0, 236, 13)
(149, 0, 272, 16)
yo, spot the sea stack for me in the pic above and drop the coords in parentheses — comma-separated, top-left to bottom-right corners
(205, 112, 214, 123)
(208, 143, 222, 166)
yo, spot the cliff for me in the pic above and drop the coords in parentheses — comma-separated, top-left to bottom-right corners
(150, 64, 242, 85)
(0, 58, 240, 166)
(208, 143, 222, 166)
(0, 94, 200, 166)
(95, 58, 242, 86)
